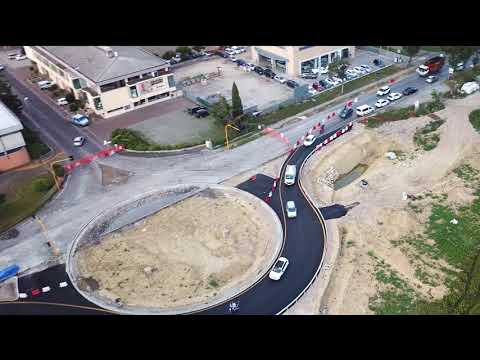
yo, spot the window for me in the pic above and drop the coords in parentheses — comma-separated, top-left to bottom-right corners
(320, 55, 329, 67)
(107, 106, 124, 113)
(72, 78, 82, 89)
(134, 99, 146, 107)
(275, 59, 286, 73)
(94, 98, 103, 110)
(128, 75, 141, 83)
(342, 48, 350, 59)
(167, 75, 175, 88)
(100, 79, 126, 93)
(147, 93, 169, 102)
(130, 86, 138, 98)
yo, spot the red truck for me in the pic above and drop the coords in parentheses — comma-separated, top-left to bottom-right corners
(416, 56, 445, 77)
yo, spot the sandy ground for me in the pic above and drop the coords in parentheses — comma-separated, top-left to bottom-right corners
(302, 92, 480, 314)
(75, 187, 280, 309)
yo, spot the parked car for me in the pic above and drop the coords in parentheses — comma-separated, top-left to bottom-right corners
(0, 64, 4, 71)
(387, 92, 402, 101)
(71, 114, 90, 127)
(56, 98, 68, 106)
(188, 106, 207, 115)
(353, 66, 367, 75)
(426, 75, 438, 83)
(236, 59, 246, 67)
(73, 136, 85, 147)
(204, 51, 213, 57)
(339, 106, 353, 119)
(318, 66, 329, 74)
(325, 78, 341, 87)
(286, 80, 299, 89)
(37, 80, 54, 90)
(308, 88, 319, 96)
(455, 62, 465, 71)
(286, 201, 297, 218)
(360, 64, 372, 73)
(402, 87, 418, 96)
(229, 55, 237, 62)
(373, 58, 384, 67)
(254, 66, 264, 75)
(301, 72, 318, 79)
(461, 81, 480, 95)
(246, 63, 256, 71)
(318, 79, 331, 89)
(269, 257, 289, 281)
(15, 54, 27, 61)
(376, 86, 391, 96)
(264, 68, 275, 78)
(345, 69, 358, 78)
(274, 75, 286, 84)
(303, 134, 316, 146)
(375, 98, 390, 108)
(7, 53, 18, 60)
(356, 104, 375, 117)
(194, 109, 209, 118)
(331, 76, 343, 83)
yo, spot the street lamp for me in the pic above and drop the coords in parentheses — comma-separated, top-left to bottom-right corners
(224, 123, 241, 150)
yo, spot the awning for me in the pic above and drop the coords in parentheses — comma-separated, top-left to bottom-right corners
(254, 47, 288, 63)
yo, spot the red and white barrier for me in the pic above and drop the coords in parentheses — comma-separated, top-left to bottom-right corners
(59, 282, 68, 288)
(64, 144, 125, 172)
(262, 128, 292, 150)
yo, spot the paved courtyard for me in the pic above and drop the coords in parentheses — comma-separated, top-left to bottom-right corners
(174, 57, 294, 111)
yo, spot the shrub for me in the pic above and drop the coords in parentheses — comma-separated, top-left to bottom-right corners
(469, 109, 480, 133)
(0, 193, 6, 205)
(31, 176, 55, 193)
(53, 164, 65, 177)
(162, 50, 176, 60)
(65, 92, 75, 103)
(111, 128, 152, 150)
(69, 102, 79, 112)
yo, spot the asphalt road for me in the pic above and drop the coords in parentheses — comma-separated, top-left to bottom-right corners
(1, 69, 102, 160)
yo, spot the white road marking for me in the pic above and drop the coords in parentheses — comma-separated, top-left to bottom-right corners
(19, 293, 28, 299)
(42, 286, 51, 293)
(59, 282, 68, 288)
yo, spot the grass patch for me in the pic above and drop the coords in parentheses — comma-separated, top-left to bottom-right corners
(469, 109, 480, 133)
(0, 173, 57, 233)
(22, 126, 50, 159)
(413, 119, 445, 151)
(453, 164, 480, 183)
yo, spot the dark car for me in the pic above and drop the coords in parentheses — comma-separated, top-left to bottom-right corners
(195, 109, 209, 118)
(236, 59, 246, 67)
(264, 68, 276, 78)
(402, 87, 418, 96)
(286, 80, 299, 89)
(301, 72, 318, 79)
(339, 106, 353, 119)
(215, 51, 228, 58)
(188, 106, 207, 115)
(373, 58, 384, 67)
(254, 66, 264, 75)
(318, 79, 331, 89)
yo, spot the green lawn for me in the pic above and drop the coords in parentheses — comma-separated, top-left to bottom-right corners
(469, 109, 480, 133)
(0, 173, 56, 233)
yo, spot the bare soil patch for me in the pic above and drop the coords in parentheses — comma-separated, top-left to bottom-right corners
(75, 187, 280, 310)
(303, 93, 480, 314)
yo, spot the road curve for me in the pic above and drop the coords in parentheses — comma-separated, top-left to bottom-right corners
(195, 125, 352, 315)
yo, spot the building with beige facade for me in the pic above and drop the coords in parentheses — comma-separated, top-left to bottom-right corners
(23, 46, 179, 118)
(250, 46, 356, 77)
(0, 100, 30, 172)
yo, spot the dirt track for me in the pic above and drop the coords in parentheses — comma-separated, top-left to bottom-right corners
(302, 92, 480, 314)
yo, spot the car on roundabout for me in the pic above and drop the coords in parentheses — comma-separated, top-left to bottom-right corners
(269, 257, 290, 281)
(286, 200, 297, 218)
(303, 134, 316, 147)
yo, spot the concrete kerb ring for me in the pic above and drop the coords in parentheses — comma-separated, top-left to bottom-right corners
(66, 184, 283, 315)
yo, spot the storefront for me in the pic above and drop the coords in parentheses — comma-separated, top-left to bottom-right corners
(255, 47, 289, 73)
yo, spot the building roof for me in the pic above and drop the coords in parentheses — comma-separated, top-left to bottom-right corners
(40, 46, 169, 84)
(0, 100, 23, 137)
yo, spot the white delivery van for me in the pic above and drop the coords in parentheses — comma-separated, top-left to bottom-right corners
(461, 81, 479, 95)
(284, 165, 297, 186)
(356, 104, 374, 117)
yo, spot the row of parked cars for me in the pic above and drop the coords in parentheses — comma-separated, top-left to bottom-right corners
(353, 85, 419, 117)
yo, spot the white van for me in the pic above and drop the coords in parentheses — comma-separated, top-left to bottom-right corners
(37, 80, 54, 90)
(284, 165, 297, 186)
(461, 81, 479, 95)
(356, 104, 374, 117)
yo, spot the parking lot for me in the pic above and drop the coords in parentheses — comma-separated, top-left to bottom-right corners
(173, 57, 294, 111)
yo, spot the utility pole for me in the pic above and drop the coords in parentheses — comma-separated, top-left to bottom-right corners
(224, 123, 241, 150)
(47, 156, 74, 191)
(33, 215, 60, 256)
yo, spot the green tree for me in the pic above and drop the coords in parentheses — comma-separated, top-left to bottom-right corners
(231, 82, 243, 118)
(162, 50, 176, 60)
(0, 78, 23, 115)
(431, 89, 442, 105)
(328, 58, 350, 80)
(210, 96, 231, 126)
(65, 91, 75, 103)
(192, 46, 205, 53)
(403, 46, 421, 65)
(441, 46, 477, 68)
(176, 46, 192, 60)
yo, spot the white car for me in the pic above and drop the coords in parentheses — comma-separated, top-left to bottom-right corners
(246, 63, 256, 71)
(308, 89, 319, 96)
(269, 257, 289, 281)
(356, 104, 375, 117)
(56, 97, 68, 106)
(353, 66, 367, 75)
(15, 54, 27, 61)
(286, 201, 297, 218)
(229, 55, 237, 62)
(360, 64, 372, 73)
(375, 98, 390, 108)
(376, 86, 391, 96)
(331, 76, 343, 83)
(0, 64, 4, 71)
(73, 136, 85, 147)
(303, 134, 316, 146)
(387, 92, 402, 101)
(345, 69, 358, 78)
(274, 75, 286, 83)
(37, 80, 54, 90)
(325, 77, 341, 87)
(461, 81, 480, 95)
(318, 66, 329, 74)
